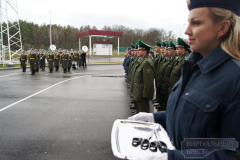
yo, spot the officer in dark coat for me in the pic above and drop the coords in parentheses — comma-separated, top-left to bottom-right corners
(54, 50, 60, 71)
(133, 39, 155, 113)
(20, 50, 27, 72)
(81, 51, 87, 69)
(47, 50, 54, 73)
(28, 48, 37, 75)
(129, 1, 240, 159)
(61, 50, 68, 73)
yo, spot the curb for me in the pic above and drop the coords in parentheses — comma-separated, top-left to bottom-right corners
(0, 63, 123, 70)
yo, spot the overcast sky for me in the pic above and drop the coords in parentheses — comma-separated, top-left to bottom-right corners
(16, 0, 189, 39)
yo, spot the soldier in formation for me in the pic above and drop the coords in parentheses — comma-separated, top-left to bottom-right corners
(54, 50, 60, 71)
(20, 50, 27, 72)
(61, 49, 69, 73)
(47, 50, 54, 73)
(67, 52, 73, 72)
(20, 48, 86, 74)
(124, 37, 191, 115)
(39, 49, 46, 71)
(36, 50, 40, 72)
(73, 49, 79, 69)
(28, 48, 37, 75)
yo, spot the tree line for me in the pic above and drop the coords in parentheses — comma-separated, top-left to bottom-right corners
(1, 20, 188, 51)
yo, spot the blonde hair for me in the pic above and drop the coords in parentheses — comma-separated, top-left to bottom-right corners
(209, 7, 240, 60)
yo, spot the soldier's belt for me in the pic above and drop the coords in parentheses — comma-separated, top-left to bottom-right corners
(63, 59, 68, 60)
(48, 59, 53, 60)
(21, 59, 26, 60)
(74, 56, 78, 57)
(30, 58, 35, 59)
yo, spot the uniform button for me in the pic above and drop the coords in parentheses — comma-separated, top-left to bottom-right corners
(185, 93, 189, 95)
(206, 104, 211, 109)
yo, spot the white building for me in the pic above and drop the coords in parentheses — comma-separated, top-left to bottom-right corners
(93, 41, 113, 55)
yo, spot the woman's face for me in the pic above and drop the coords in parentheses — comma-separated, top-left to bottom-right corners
(185, 7, 221, 56)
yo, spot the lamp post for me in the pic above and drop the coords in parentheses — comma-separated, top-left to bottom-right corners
(49, 11, 52, 46)
(179, 24, 186, 38)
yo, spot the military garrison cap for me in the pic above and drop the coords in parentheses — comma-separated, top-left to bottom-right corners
(131, 44, 135, 49)
(176, 37, 190, 49)
(168, 41, 176, 50)
(161, 42, 166, 48)
(187, 0, 240, 16)
(128, 47, 131, 51)
(135, 43, 138, 50)
(137, 39, 152, 51)
(155, 41, 161, 47)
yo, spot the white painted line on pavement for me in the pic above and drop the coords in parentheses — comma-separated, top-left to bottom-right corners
(0, 76, 85, 113)
(0, 73, 20, 78)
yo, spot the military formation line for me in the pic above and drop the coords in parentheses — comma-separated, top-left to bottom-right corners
(19, 48, 87, 75)
(123, 38, 191, 115)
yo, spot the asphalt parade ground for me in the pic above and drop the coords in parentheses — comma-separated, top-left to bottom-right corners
(0, 64, 132, 160)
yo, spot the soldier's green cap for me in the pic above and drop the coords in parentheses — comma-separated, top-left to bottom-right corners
(165, 43, 169, 50)
(135, 43, 138, 50)
(161, 42, 166, 48)
(131, 43, 135, 49)
(155, 41, 161, 47)
(137, 39, 153, 51)
(22, 50, 25, 52)
(34, 49, 37, 51)
(168, 41, 176, 50)
(176, 37, 189, 49)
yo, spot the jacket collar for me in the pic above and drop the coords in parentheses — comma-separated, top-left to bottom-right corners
(188, 45, 231, 74)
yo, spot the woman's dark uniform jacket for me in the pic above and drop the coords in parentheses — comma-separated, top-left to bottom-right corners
(153, 46, 240, 159)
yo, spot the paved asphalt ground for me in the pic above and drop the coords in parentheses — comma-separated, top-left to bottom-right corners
(0, 64, 132, 160)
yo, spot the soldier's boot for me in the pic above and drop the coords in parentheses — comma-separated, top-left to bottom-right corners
(31, 70, 35, 75)
(55, 67, 57, 71)
(23, 68, 26, 72)
(130, 104, 136, 109)
(22, 68, 24, 72)
(36, 69, 39, 72)
(64, 69, 67, 73)
(57, 66, 59, 71)
(68, 68, 70, 72)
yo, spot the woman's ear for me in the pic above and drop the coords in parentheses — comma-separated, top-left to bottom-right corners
(218, 21, 231, 38)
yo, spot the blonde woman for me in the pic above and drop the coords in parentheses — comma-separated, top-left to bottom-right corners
(128, 0, 240, 159)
